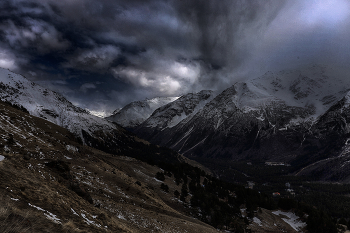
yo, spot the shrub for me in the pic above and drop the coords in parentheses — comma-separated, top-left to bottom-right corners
(155, 172, 165, 181)
(161, 183, 169, 192)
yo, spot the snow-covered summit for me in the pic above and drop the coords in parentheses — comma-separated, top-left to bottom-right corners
(250, 64, 350, 116)
(0, 67, 118, 141)
(139, 90, 215, 129)
(106, 96, 179, 128)
(132, 64, 350, 163)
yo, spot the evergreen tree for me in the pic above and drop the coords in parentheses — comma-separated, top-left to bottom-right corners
(180, 183, 188, 202)
(155, 172, 165, 181)
(160, 183, 169, 192)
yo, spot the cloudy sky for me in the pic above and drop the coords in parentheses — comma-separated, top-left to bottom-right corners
(1, 0, 350, 116)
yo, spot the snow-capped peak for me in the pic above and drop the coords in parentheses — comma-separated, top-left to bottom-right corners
(106, 96, 179, 128)
(140, 90, 215, 129)
(250, 64, 350, 116)
(0, 67, 118, 141)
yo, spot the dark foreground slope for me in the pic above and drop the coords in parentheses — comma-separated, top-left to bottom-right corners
(0, 100, 220, 233)
(0, 100, 319, 232)
(0, 100, 340, 233)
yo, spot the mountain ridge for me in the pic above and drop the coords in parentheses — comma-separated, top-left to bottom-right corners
(124, 64, 350, 182)
(106, 96, 179, 128)
(0, 67, 118, 144)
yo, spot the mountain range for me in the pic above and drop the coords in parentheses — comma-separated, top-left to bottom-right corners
(0, 68, 243, 232)
(106, 96, 179, 128)
(110, 64, 350, 182)
(0, 65, 344, 232)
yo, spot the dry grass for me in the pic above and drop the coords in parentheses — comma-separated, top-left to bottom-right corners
(0, 195, 85, 233)
(0, 101, 219, 233)
(0, 196, 31, 233)
(62, 221, 84, 233)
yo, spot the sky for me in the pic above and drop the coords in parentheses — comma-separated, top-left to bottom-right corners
(1, 0, 350, 116)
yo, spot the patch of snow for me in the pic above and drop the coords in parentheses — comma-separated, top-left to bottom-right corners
(153, 178, 162, 182)
(172, 126, 193, 147)
(88, 109, 113, 118)
(66, 145, 78, 153)
(0, 155, 4, 161)
(28, 203, 61, 224)
(81, 212, 102, 228)
(117, 214, 126, 220)
(44, 212, 61, 224)
(182, 136, 208, 154)
(272, 210, 306, 232)
(71, 208, 79, 216)
(215, 118, 222, 130)
(252, 217, 262, 226)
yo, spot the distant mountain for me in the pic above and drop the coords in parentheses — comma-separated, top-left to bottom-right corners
(134, 90, 214, 139)
(0, 67, 340, 231)
(250, 64, 350, 114)
(294, 91, 350, 182)
(106, 96, 179, 128)
(130, 64, 350, 182)
(111, 108, 122, 115)
(1, 99, 297, 232)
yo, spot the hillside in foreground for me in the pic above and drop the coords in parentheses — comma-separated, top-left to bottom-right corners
(1, 96, 336, 232)
(0, 100, 220, 232)
(0, 67, 342, 233)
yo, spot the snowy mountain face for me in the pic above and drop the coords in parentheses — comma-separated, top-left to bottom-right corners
(137, 81, 313, 160)
(293, 91, 350, 182)
(131, 65, 350, 181)
(106, 97, 179, 128)
(134, 90, 214, 139)
(0, 67, 123, 150)
(251, 65, 350, 115)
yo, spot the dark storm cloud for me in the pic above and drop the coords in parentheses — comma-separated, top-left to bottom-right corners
(174, 1, 285, 67)
(1, 0, 350, 115)
(171, 0, 287, 90)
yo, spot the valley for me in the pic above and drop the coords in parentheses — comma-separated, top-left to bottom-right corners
(0, 65, 348, 232)
(2, 1, 350, 232)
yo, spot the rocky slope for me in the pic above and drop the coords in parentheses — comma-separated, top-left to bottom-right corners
(0, 67, 141, 154)
(0, 99, 309, 232)
(134, 90, 214, 140)
(106, 96, 179, 128)
(293, 92, 350, 181)
(0, 68, 117, 139)
(0, 100, 221, 233)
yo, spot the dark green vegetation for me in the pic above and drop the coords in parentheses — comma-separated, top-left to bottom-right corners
(80, 116, 342, 232)
(154, 162, 271, 231)
(0, 100, 222, 233)
(296, 183, 350, 218)
(82, 127, 271, 230)
(152, 161, 341, 232)
(194, 158, 349, 231)
(81, 126, 184, 167)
